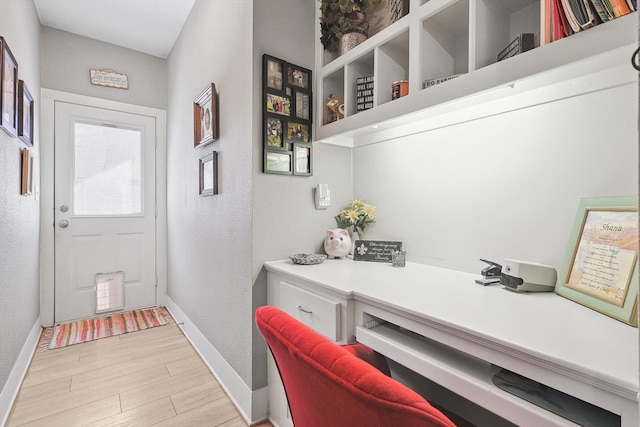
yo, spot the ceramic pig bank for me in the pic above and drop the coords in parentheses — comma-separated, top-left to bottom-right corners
(324, 228, 351, 259)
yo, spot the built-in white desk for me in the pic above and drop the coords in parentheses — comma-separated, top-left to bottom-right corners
(264, 259, 639, 427)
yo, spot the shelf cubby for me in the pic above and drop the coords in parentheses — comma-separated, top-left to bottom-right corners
(377, 29, 410, 106)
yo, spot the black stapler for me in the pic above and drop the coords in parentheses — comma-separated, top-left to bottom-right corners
(475, 259, 502, 286)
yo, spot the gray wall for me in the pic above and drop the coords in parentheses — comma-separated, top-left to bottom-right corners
(166, 0, 255, 386)
(40, 27, 167, 109)
(166, 0, 353, 391)
(251, 1, 353, 388)
(0, 0, 41, 396)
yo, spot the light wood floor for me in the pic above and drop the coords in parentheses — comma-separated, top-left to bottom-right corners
(6, 320, 273, 427)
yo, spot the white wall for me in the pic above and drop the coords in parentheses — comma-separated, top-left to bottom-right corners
(40, 27, 167, 109)
(0, 0, 41, 402)
(353, 67, 637, 275)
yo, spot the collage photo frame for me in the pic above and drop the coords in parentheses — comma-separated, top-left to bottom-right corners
(262, 54, 312, 176)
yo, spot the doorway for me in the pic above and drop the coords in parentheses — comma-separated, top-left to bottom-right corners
(40, 90, 167, 326)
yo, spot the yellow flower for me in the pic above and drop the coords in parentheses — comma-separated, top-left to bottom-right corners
(350, 199, 365, 208)
(345, 209, 360, 223)
(362, 204, 376, 220)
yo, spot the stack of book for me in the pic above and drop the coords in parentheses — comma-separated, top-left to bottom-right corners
(356, 76, 374, 113)
(546, 0, 636, 43)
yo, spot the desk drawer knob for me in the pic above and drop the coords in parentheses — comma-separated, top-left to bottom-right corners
(296, 305, 313, 314)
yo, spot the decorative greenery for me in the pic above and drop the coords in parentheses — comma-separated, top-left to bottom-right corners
(335, 199, 376, 236)
(320, 0, 382, 53)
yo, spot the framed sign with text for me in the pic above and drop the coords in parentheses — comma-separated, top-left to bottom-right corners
(555, 196, 638, 326)
(353, 240, 403, 263)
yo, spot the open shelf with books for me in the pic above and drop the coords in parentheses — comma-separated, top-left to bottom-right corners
(314, 0, 636, 146)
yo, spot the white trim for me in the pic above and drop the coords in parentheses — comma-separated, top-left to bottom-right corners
(39, 89, 167, 326)
(0, 318, 42, 427)
(166, 297, 268, 424)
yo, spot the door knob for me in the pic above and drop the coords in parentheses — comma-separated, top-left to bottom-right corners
(59, 220, 69, 228)
(60, 205, 69, 212)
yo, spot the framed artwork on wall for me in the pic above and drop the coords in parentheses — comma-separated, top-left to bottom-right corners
(21, 147, 32, 195)
(262, 54, 312, 176)
(199, 151, 218, 196)
(555, 196, 638, 326)
(194, 83, 218, 148)
(18, 80, 34, 146)
(0, 37, 18, 137)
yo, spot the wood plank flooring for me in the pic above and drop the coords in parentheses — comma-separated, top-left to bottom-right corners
(6, 318, 273, 427)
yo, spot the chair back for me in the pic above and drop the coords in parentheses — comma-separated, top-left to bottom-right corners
(256, 305, 456, 427)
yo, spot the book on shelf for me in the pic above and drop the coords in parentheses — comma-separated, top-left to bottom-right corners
(547, 0, 635, 42)
(356, 76, 374, 113)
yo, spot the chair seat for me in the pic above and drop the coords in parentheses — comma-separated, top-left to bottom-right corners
(256, 305, 457, 427)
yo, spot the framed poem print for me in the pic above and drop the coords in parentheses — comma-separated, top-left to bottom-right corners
(293, 142, 312, 176)
(1, 37, 18, 137)
(264, 149, 292, 175)
(194, 83, 218, 148)
(555, 196, 638, 326)
(18, 80, 34, 146)
(199, 151, 218, 196)
(262, 54, 312, 176)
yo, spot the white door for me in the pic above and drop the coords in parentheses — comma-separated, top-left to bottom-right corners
(54, 101, 157, 323)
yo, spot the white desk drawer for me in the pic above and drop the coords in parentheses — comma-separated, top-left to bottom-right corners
(278, 280, 341, 342)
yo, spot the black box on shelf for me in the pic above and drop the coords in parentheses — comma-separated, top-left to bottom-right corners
(356, 76, 374, 113)
(497, 33, 535, 62)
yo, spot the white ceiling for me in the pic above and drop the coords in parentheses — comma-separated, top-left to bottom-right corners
(33, 0, 196, 58)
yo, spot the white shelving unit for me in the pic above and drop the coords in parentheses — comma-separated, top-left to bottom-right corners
(314, 0, 637, 146)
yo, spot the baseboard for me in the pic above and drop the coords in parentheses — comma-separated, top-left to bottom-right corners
(0, 318, 42, 427)
(165, 298, 268, 424)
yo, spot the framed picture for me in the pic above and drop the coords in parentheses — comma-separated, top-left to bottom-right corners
(263, 54, 312, 176)
(293, 142, 312, 176)
(288, 65, 310, 89)
(199, 151, 218, 196)
(193, 83, 218, 148)
(264, 149, 292, 175)
(1, 37, 18, 137)
(286, 122, 310, 143)
(555, 196, 638, 326)
(265, 56, 283, 91)
(265, 116, 284, 148)
(295, 90, 311, 121)
(266, 93, 290, 117)
(18, 80, 34, 146)
(21, 147, 32, 195)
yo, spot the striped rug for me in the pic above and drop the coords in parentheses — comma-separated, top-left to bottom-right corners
(48, 308, 168, 349)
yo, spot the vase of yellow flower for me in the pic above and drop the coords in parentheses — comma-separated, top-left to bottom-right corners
(335, 199, 376, 252)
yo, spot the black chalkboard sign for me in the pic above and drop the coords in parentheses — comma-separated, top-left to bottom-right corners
(353, 240, 403, 262)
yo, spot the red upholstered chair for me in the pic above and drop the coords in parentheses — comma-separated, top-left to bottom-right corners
(256, 305, 457, 427)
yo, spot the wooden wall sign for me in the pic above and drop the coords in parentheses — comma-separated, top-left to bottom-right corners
(89, 69, 129, 89)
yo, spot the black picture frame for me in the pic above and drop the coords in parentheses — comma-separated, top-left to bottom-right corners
(18, 80, 33, 146)
(263, 54, 312, 176)
(1, 37, 18, 137)
(199, 151, 218, 196)
(194, 83, 218, 148)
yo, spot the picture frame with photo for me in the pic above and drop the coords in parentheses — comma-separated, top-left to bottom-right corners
(262, 54, 312, 176)
(199, 151, 218, 196)
(1, 37, 18, 137)
(293, 142, 312, 176)
(193, 83, 218, 148)
(265, 115, 284, 149)
(18, 80, 33, 146)
(264, 149, 292, 175)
